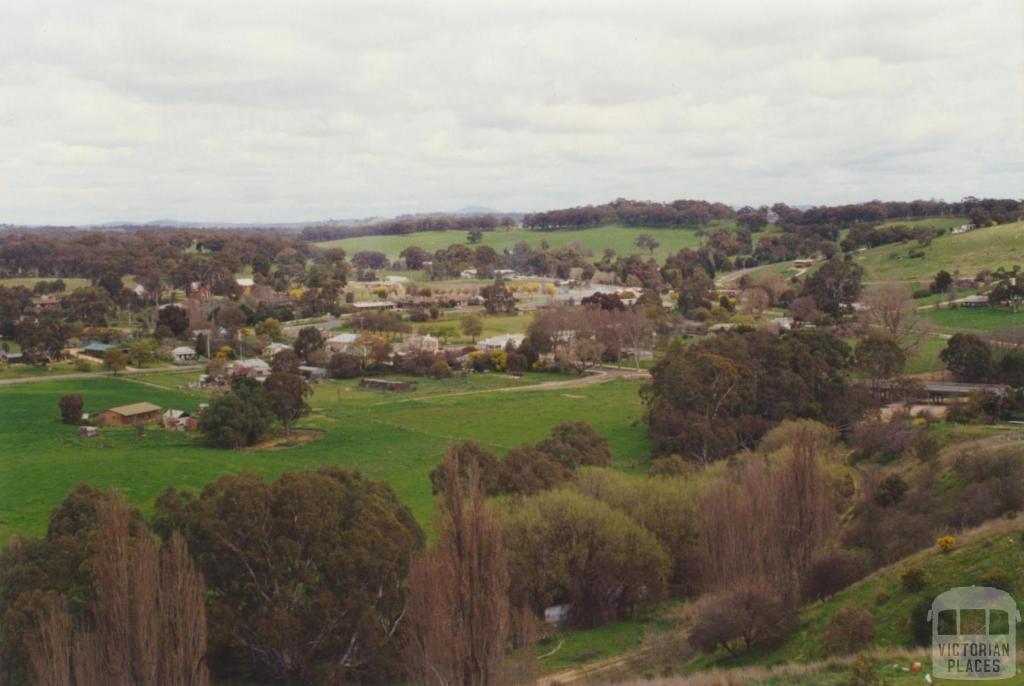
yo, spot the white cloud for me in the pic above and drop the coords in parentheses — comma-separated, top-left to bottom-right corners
(0, 0, 1021, 224)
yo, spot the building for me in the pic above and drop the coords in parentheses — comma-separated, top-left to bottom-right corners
(79, 426, 99, 437)
(262, 342, 292, 358)
(0, 350, 24, 364)
(172, 346, 197, 363)
(95, 402, 162, 427)
(399, 334, 440, 354)
(477, 333, 525, 351)
(227, 358, 271, 380)
(459, 268, 478, 279)
(162, 409, 197, 431)
(82, 342, 128, 358)
(31, 295, 61, 310)
(326, 333, 368, 356)
(352, 301, 396, 311)
(298, 365, 328, 380)
(236, 277, 255, 292)
(359, 378, 416, 391)
(960, 294, 990, 308)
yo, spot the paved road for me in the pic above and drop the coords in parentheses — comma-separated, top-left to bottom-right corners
(0, 365, 204, 387)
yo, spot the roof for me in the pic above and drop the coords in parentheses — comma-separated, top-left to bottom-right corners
(83, 342, 117, 352)
(231, 358, 270, 370)
(105, 402, 162, 417)
(327, 333, 360, 344)
(479, 333, 525, 348)
(172, 346, 196, 355)
(236, 277, 255, 287)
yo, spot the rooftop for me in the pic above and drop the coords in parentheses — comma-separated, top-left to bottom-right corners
(106, 402, 162, 417)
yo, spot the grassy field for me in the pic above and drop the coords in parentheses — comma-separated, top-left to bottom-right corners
(0, 358, 100, 380)
(854, 221, 1024, 283)
(318, 224, 710, 261)
(878, 216, 970, 231)
(922, 306, 1024, 334)
(0, 276, 91, 290)
(904, 335, 947, 375)
(0, 372, 651, 541)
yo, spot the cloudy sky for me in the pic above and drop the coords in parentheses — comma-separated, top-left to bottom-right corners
(1, 0, 1021, 224)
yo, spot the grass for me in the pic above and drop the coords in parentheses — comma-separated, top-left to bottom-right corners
(854, 221, 1024, 283)
(878, 216, 970, 231)
(538, 607, 676, 674)
(0, 277, 91, 290)
(904, 335, 947, 375)
(922, 306, 1024, 334)
(318, 224, 712, 262)
(0, 359, 99, 380)
(0, 373, 650, 541)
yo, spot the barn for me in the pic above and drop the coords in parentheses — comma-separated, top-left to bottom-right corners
(95, 402, 162, 427)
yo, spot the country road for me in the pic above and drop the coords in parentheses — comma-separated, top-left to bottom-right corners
(0, 365, 204, 387)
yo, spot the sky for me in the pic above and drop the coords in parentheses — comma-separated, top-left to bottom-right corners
(0, 0, 1021, 225)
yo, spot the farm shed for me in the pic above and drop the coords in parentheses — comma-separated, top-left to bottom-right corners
(95, 402, 162, 427)
(359, 378, 416, 391)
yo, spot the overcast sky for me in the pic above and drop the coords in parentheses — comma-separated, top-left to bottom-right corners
(1, 0, 1021, 224)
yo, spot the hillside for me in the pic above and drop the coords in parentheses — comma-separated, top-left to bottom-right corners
(316, 223, 715, 261)
(853, 221, 1024, 284)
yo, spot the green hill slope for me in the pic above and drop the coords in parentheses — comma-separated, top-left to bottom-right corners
(853, 221, 1024, 283)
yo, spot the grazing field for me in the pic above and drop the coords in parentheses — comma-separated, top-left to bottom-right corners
(0, 372, 650, 541)
(318, 224, 711, 261)
(853, 221, 1024, 283)
(0, 276, 91, 290)
(0, 358, 99, 380)
(921, 306, 1024, 333)
(878, 215, 970, 231)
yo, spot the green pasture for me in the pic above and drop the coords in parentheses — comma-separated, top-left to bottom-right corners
(922, 305, 1024, 334)
(0, 372, 650, 541)
(318, 224, 711, 262)
(853, 221, 1024, 283)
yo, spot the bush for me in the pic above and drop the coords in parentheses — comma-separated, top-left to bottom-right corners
(73, 357, 93, 372)
(327, 352, 363, 379)
(912, 431, 941, 461)
(824, 607, 875, 655)
(848, 655, 886, 686)
(804, 552, 868, 601)
(58, 394, 84, 425)
(910, 596, 933, 646)
(874, 475, 909, 507)
(936, 535, 955, 553)
(430, 360, 452, 378)
(688, 584, 795, 656)
(649, 455, 694, 477)
(900, 567, 927, 593)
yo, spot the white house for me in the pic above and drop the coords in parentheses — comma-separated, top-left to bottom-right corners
(235, 277, 255, 289)
(171, 346, 197, 363)
(459, 268, 478, 279)
(262, 342, 292, 358)
(400, 334, 440, 354)
(478, 333, 525, 351)
(326, 333, 371, 357)
(227, 358, 271, 379)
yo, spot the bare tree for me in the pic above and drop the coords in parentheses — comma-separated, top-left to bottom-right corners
(859, 282, 931, 354)
(26, 499, 210, 686)
(405, 456, 511, 686)
(697, 425, 837, 604)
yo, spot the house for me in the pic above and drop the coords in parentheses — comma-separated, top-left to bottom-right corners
(326, 333, 368, 356)
(383, 275, 410, 284)
(172, 346, 197, 363)
(459, 268, 478, 279)
(544, 604, 570, 625)
(262, 342, 292, 358)
(960, 294, 989, 308)
(359, 378, 416, 391)
(352, 301, 396, 311)
(78, 426, 99, 437)
(235, 277, 255, 292)
(132, 284, 147, 298)
(493, 269, 516, 278)
(0, 350, 24, 364)
(298, 365, 328, 380)
(771, 316, 794, 330)
(31, 295, 61, 310)
(793, 258, 816, 269)
(162, 409, 197, 431)
(400, 334, 439, 354)
(82, 342, 128, 358)
(227, 358, 271, 379)
(478, 333, 525, 351)
(95, 402, 162, 427)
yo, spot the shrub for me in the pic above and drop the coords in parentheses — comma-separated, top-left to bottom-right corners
(430, 360, 452, 378)
(936, 535, 955, 553)
(649, 455, 694, 477)
(73, 357, 92, 372)
(688, 584, 795, 656)
(910, 596, 933, 646)
(874, 475, 908, 507)
(824, 607, 875, 655)
(874, 591, 889, 606)
(848, 655, 886, 686)
(58, 394, 84, 425)
(804, 552, 868, 601)
(900, 567, 927, 593)
(912, 431, 941, 461)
